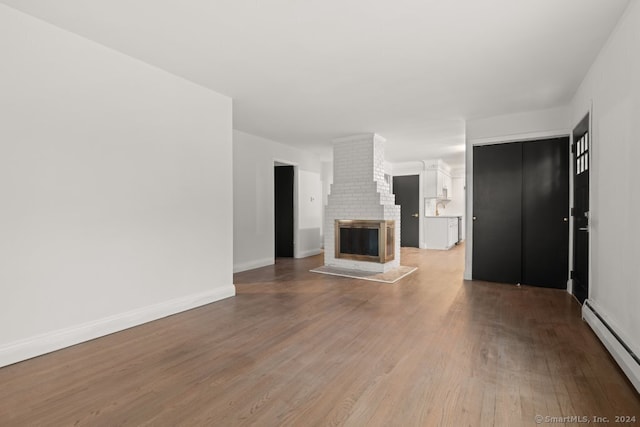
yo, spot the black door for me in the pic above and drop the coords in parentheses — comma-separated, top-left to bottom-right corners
(522, 138, 570, 288)
(572, 115, 590, 303)
(274, 165, 294, 257)
(473, 143, 523, 284)
(393, 175, 420, 247)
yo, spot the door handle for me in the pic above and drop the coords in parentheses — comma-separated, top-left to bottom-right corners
(563, 217, 568, 222)
(578, 227, 589, 231)
(473, 216, 477, 220)
(411, 213, 419, 218)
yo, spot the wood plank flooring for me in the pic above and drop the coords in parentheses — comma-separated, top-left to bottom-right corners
(1, 245, 638, 426)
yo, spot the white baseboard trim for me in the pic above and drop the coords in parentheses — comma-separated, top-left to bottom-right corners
(233, 257, 273, 273)
(295, 248, 322, 259)
(0, 285, 236, 368)
(582, 300, 640, 393)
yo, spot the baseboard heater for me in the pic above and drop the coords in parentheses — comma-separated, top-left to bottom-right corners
(582, 300, 640, 393)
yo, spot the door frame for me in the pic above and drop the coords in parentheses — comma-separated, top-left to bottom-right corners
(465, 130, 573, 288)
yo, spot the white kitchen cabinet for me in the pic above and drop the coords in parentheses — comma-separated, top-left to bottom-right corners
(423, 160, 452, 199)
(447, 217, 458, 248)
(442, 173, 452, 199)
(425, 216, 460, 250)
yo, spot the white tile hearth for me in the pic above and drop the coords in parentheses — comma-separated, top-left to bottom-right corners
(310, 265, 417, 284)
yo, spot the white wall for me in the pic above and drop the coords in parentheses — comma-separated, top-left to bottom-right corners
(571, 0, 640, 360)
(297, 169, 323, 257)
(466, 106, 571, 143)
(233, 130, 323, 272)
(0, 5, 234, 367)
(446, 169, 466, 240)
(464, 106, 571, 280)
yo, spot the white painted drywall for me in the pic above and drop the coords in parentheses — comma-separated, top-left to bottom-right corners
(297, 170, 323, 258)
(233, 130, 323, 272)
(571, 0, 640, 358)
(464, 106, 572, 280)
(466, 106, 571, 143)
(0, 5, 234, 366)
(447, 173, 466, 240)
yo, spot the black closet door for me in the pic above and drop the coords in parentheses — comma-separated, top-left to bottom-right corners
(473, 143, 523, 284)
(522, 138, 570, 288)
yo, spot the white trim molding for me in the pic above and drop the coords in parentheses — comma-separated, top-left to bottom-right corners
(295, 248, 322, 259)
(0, 285, 236, 368)
(583, 299, 640, 393)
(469, 129, 571, 147)
(233, 257, 274, 273)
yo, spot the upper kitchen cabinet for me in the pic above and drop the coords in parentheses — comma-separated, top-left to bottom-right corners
(424, 159, 452, 200)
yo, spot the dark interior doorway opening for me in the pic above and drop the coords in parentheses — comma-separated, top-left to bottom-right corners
(274, 164, 294, 258)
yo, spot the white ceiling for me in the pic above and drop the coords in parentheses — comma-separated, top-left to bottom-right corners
(1, 0, 629, 167)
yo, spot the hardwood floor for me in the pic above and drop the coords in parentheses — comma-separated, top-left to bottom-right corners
(1, 245, 638, 426)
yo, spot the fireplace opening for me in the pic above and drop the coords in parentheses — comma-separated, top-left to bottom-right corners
(335, 220, 395, 263)
(340, 227, 379, 256)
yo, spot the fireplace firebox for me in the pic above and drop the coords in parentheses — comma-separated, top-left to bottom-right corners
(335, 220, 395, 263)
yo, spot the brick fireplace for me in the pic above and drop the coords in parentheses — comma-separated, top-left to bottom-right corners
(324, 134, 401, 273)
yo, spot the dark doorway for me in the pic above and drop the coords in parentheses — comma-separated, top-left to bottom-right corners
(572, 114, 590, 303)
(393, 175, 420, 247)
(473, 137, 570, 287)
(274, 165, 294, 257)
(473, 143, 523, 284)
